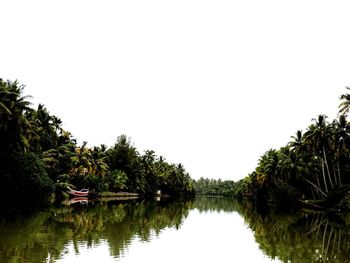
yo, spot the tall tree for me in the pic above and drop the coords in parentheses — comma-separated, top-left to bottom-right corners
(0, 79, 34, 156)
(29, 104, 61, 151)
(332, 114, 350, 186)
(305, 115, 334, 192)
(339, 87, 350, 115)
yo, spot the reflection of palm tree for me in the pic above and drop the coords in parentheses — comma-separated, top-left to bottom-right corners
(235, 199, 350, 263)
(302, 212, 346, 263)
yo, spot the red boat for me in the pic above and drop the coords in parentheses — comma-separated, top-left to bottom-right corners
(67, 187, 90, 197)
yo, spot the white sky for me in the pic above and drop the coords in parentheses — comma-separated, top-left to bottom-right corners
(1, 0, 350, 181)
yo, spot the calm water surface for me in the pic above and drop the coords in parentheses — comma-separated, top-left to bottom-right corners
(1, 197, 349, 262)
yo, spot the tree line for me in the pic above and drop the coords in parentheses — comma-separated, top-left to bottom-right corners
(193, 177, 236, 197)
(0, 79, 194, 203)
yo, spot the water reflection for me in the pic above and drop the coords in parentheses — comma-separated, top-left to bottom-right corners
(1, 197, 350, 262)
(235, 200, 350, 263)
(0, 199, 191, 263)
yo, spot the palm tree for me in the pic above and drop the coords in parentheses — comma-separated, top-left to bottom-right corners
(0, 79, 34, 155)
(41, 144, 75, 179)
(289, 130, 304, 152)
(143, 150, 156, 165)
(70, 142, 109, 178)
(277, 147, 324, 199)
(255, 149, 279, 190)
(332, 114, 350, 186)
(91, 146, 109, 177)
(339, 87, 350, 115)
(70, 141, 93, 176)
(141, 150, 158, 193)
(30, 104, 60, 151)
(304, 115, 334, 193)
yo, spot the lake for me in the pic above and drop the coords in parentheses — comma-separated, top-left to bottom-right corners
(1, 197, 349, 263)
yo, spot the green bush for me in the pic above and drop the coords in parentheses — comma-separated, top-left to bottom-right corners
(0, 152, 54, 202)
(107, 170, 128, 192)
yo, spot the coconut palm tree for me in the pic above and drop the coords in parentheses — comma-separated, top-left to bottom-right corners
(29, 104, 60, 151)
(41, 143, 75, 179)
(0, 79, 34, 155)
(255, 149, 279, 190)
(289, 130, 305, 153)
(141, 150, 158, 194)
(332, 114, 350, 186)
(91, 146, 109, 177)
(304, 115, 334, 193)
(70, 141, 93, 176)
(339, 87, 350, 115)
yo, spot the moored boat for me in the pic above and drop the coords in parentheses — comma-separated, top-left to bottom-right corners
(67, 187, 89, 197)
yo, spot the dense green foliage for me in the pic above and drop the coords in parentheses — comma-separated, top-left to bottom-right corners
(236, 87, 350, 208)
(193, 177, 236, 197)
(1, 152, 54, 201)
(0, 79, 194, 203)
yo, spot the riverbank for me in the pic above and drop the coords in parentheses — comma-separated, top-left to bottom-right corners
(99, 191, 140, 197)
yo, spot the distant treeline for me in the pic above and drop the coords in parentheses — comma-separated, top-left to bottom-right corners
(0, 79, 194, 203)
(193, 177, 237, 197)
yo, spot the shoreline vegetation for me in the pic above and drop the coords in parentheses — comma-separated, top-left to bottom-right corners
(194, 87, 350, 212)
(233, 86, 350, 212)
(3, 78, 350, 213)
(0, 79, 194, 206)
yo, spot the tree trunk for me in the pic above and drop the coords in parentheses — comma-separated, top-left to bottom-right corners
(333, 165, 338, 185)
(337, 163, 342, 186)
(305, 178, 327, 198)
(321, 158, 329, 193)
(323, 146, 333, 189)
(315, 175, 323, 199)
(310, 186, 317, 200)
